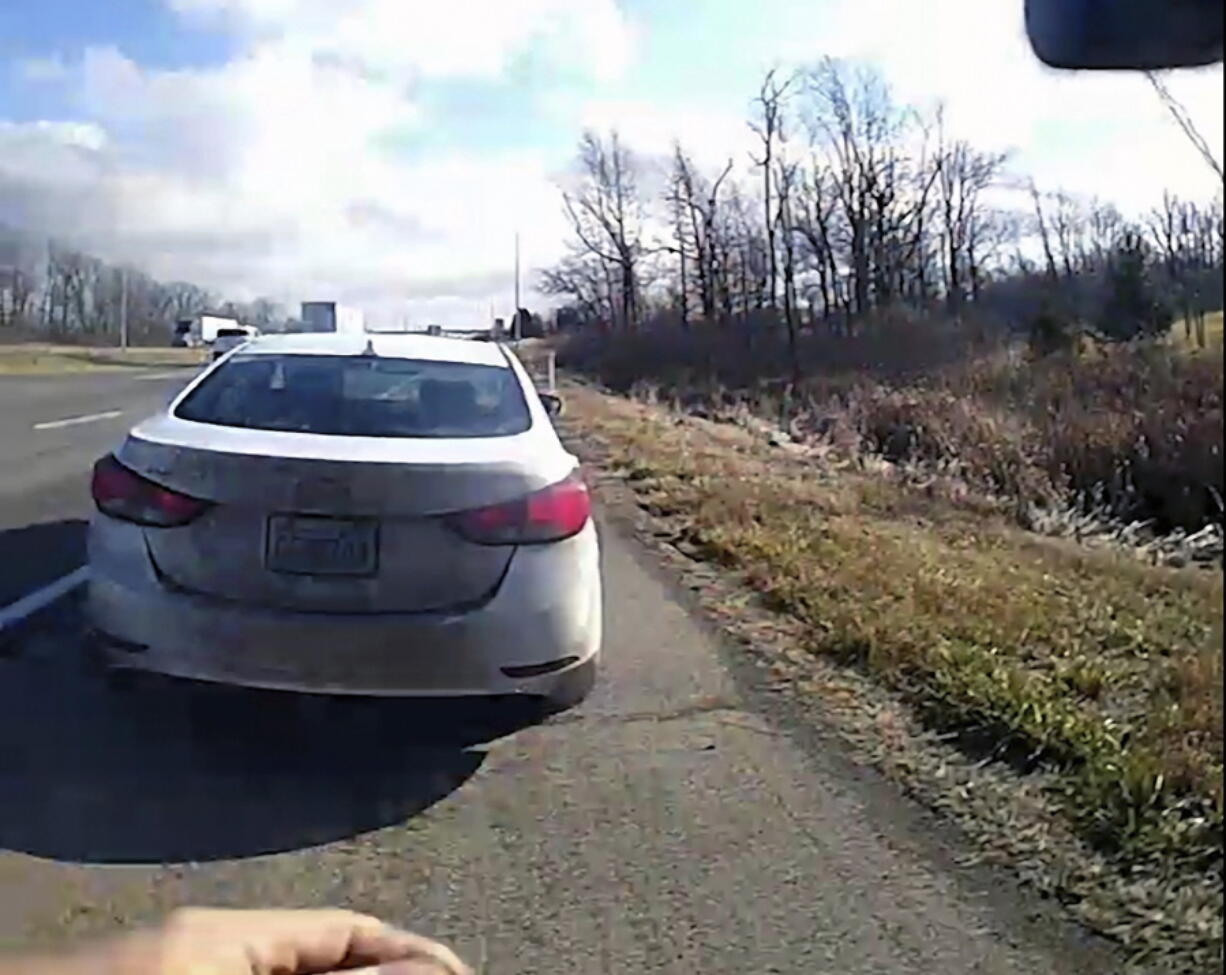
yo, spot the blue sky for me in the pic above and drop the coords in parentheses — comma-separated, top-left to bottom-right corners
(0, 0, 232, 91)
(0, 0, 1221, 327)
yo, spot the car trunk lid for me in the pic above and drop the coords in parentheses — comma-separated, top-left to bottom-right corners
(115, 417, 572, 614)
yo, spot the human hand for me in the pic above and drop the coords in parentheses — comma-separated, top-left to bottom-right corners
(3, 908, 471, 975)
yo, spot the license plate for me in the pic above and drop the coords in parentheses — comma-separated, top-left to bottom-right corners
(265, 516, 378, 576)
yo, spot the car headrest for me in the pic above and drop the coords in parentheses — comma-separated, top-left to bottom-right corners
(419, 379, 478, 420)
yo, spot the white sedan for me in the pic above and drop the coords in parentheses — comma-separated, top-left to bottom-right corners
(87, 332, 601, 712)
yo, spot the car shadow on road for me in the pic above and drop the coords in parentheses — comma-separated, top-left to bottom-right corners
(0, 610, 544, 864)
(0, 518, 87, 610)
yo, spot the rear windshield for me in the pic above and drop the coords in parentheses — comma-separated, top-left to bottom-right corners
(175, 354, 532, 438)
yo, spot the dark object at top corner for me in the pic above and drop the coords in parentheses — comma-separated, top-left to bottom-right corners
(1026, 0, 1223, 70)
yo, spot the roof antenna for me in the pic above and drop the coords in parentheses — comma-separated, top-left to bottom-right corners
(362, 337, 378, 357)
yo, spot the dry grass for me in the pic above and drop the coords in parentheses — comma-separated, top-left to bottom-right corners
(560, 318, 1224, 535)
(0, 344, 206, 375)
(568, 384, 1223, 880)
(844, 344, 1224, 534)
(1170, 311, 1225, 352)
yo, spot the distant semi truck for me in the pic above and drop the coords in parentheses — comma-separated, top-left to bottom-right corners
(172, 314, 242, 348)
(300, 302, 365, 334)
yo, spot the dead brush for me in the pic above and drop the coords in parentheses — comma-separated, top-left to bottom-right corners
(562, 325, 1224, 543)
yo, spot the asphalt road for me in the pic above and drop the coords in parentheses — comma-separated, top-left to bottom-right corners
(0, 368, 1123, 973)
(0, 369, 189, 607)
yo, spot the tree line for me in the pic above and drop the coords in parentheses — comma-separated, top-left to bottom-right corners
(543, 58, 1224, 368)
(0, 225, 286, 345)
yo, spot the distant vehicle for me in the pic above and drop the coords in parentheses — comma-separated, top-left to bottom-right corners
(300, 301, 365, 335)
(211, 326, 260, 361)
(87, 332, 600, 713)
(426, 324, 443, 336)
(172, 315, 242, 348)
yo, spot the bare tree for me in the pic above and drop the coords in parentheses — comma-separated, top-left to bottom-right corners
(247, 297, 283, 331)
(776, 156, 802, 381)
(540, 253, 611, 328)
(1085, 199, 1125, 272)
(541, 57, 1217, 352)
(664, 149, 692, 329)
(725, 185, 762, 332)
(893, 113, 943, 308)
(803, 58, 910, 321)
(1147, 192, 1224, 347)
(1028, 181, 1061, 283)
(750, 69, 795, 316)
(0, 230, 38, 330)
(562, 130, 647, 331)
(965, 207, 1022, 303)
(793, 161, 844, 325)
(162, 281, 212, 321)
(936, 109, 1009, 313)
(1048, 192, 1088, 282)
(670, 146, 736, 325)
(44, 246, 100, 336)
(0, 265, 37, 330)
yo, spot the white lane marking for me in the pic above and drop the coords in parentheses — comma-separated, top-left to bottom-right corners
(33, 410, 124, 431)
(136, 371, 193, 381)
(0, 567, 90, 633)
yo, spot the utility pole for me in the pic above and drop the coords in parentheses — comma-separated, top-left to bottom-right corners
(513, 231, 521, 342)
(119, 266, 129, 351)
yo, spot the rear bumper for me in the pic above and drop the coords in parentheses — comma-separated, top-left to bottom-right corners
(88, 518, 602, 700)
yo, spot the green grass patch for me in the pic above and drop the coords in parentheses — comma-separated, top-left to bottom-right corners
(0, 344, 206, 375)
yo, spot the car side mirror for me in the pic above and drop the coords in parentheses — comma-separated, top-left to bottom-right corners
(540, 393, 564, 418)
(1025, 0, 1223, 69)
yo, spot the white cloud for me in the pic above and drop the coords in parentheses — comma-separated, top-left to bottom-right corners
(166, 0, 633, 83)
(819, 0, 1223, 211)
(0, 121, 116, 232)
(0, 0, 632, 328)
(578, 97, 757, 170)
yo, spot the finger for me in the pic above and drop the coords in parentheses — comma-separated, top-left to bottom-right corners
(343, 962, 471, 975)
(339, 922, 471, 973)
(168, 909, 469, 974)
(169, 909, 391, 972)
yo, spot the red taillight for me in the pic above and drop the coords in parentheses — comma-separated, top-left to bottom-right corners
(91, 455, 210, 528)
(446, 472, 591, 545)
